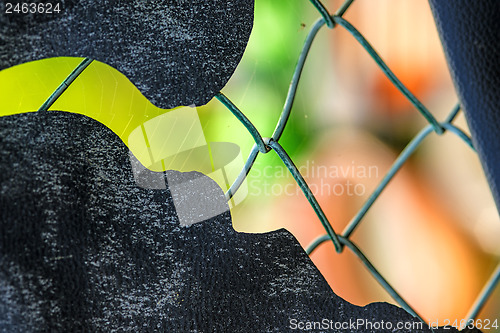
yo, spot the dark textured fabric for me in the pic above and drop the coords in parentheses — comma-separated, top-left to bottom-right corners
(428, 0, 500, 212)
(0, 112, 461, 332)
(0, 0, 254, 109)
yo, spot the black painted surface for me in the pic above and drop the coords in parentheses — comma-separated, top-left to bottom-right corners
(0, 0, 254, 108)
(429, 0, 500, 212)
(0, 112, 462, 332)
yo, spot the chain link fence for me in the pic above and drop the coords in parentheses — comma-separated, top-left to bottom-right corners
(213, 0, 500, 330)
(22, 0, 500, 330)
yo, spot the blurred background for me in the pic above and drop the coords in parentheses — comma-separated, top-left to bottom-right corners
(200, 0, 500, 329)
(1, 0, 499, 330)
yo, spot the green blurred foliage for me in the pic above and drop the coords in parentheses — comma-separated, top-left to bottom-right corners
(199, 0, 319, 187)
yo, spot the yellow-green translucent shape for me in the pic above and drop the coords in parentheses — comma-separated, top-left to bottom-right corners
(0, 58, 247, 202)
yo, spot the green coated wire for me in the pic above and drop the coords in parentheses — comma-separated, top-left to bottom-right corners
(216, 93, 269, 154)
(442, 123, 475, 150)
(272, 18, 325, 143)
(307, 234, 429, 327)
(225, 144, 259, 201)
(267, 139, 342, 253)
(307, 234, 430, 329)
(333, 16, 444, 134)
(212, 0, 499, 324)
(306, 105, 471, 244)
(341, 125, 434, 240)
(273, 0, 355, 143)
(38, 58, 93, 112)
(222, 17, 328, 200)
(308, 0, 356, 27)
(305, 234, 330, 255)
(465, 262, 500, 326)
(334, 0, 356, 17)
(339, 236, 429, 327)
(445, 103, 461, 123)
(308, 0, 334, 28)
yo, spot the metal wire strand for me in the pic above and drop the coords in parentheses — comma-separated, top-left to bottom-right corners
(272, 18, 325, 143)
(332, 16, 444, 134)
(225, 144, 259, 201)
(38, 58, 93, 112)
(267, 139, 342, 253)
(464, 262, 500, 327)
(215, 0, 500, 322)
(308, 0, 335, 28)
(213, 0, 500, 323)
(216, 93, 269, 154)
(307, 234, 429, 328)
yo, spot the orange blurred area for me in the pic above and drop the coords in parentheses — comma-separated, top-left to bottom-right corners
(262, 130, 495, 323)
(230, 0, 500, 328)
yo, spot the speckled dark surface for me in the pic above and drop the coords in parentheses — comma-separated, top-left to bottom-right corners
(0, 0, 483, 331)
(429, 0, 500, 213)
(0, 111, 463, 332)
(0, 0, 254, 108)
